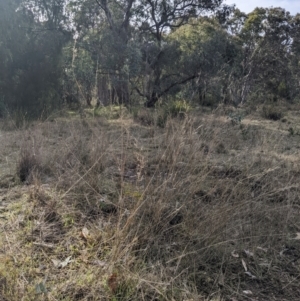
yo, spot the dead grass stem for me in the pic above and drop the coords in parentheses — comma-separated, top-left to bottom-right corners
(0, 108, 300, 300)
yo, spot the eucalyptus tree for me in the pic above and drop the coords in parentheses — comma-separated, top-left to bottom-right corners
(0, 0, 24, 115)
(289, 13, 300, 100)
(132, 0, 228, 106)
(77, 0, 226, 106)
(144, 17, 238, 105)
(226, 7, 299, 104)
(64, 0, 227, 106)
(65, 0, 138, 105)
(244, 7, 293, 101)
(0, 0, 72, 117)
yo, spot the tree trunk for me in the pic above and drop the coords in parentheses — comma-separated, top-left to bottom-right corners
(86, 91, 92, 107)
(145, 93, 159, 107)
(114, 80, 129, 105)
(97, 76, 110, 106)
(144, 64, 162, 107)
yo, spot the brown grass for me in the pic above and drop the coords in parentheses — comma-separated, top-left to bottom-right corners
(0, 106, 300, 300)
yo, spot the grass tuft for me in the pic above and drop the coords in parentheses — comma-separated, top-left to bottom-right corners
(1, 105, 300, 300)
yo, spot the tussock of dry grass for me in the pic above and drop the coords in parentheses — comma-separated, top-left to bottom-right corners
(0, 107, 300, 300)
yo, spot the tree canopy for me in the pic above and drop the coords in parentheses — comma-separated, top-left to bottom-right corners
(0, 0, 299, 116)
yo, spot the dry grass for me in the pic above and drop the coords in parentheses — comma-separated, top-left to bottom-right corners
(0, 106, 300, 300)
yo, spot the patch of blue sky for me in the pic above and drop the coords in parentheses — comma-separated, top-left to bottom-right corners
(224, 0, 300, 15)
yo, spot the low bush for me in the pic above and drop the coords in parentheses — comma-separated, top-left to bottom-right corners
(262, 105, 284, 120)
(133, 107, 155, 126)
(168, 99, 191, 118)
(16, 147, 41, 183)
(156, 100, 191, 128)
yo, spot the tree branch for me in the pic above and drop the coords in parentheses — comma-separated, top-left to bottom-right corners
(158, 74, 198, 98)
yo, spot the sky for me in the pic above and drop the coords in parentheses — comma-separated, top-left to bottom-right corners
(225, 0, 300, 15)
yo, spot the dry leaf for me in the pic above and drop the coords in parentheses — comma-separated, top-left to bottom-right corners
(242, 290, 253, 295)
(81, 227, 90, 240)
(92, 260, 108, 267)
(280, 249, 288, 256)
(242, 259, 247, 271)
(33, 242, 54, 249)
(61, 256, 72, 268)
(245, 271, 257, 279)
(259, 262, 271, 267)
(218, 272, 225, 286)
(231, 250, 239, 258)
(107, 273, 118, 293)
(257, 246, 268, 252)
(293, 232, 300, 240)
(51, 259, 61, 268)
(52, 256, 73, 268)
(79, 249, 89, 263)
(244, 249, 254, 257)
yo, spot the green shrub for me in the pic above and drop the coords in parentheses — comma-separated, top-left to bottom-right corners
(156, 100, 191, 128)
(278, 81, 289, 98)
(168, 100, 191, 118)
(84, 105, 127, 119)
(156, 110, 168, 128)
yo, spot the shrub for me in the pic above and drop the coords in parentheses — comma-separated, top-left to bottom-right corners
(156, 110, 169, 128)
(133, 108, 155, 126)
(156, 100, 191, 128)
(88, 105, 128, 120)
(288, 127, 294, 136)
(168, 100, 191, 118)
(16, 148, 40, 183)
(262, 105, 283, 121)
(216, 142, 227, 154)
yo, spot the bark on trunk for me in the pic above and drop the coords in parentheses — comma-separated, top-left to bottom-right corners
(114, 80, 129, 105)
(97, 76, 110, 106)
(145, 93, 159, 107)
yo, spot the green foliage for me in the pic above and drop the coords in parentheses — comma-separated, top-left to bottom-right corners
(168, 100, 191, 118)
(1, 0, 300, 117)
(84, 105, 128, 120)
(278, 81, 289, 98)
(168, 18, 240, 106)
(109, 277, 136, 301)
(0, 0, 70, 118)
(156, 100, 191, 127)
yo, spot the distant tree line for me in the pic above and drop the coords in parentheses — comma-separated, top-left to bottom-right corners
(0, 0, 299, 118)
